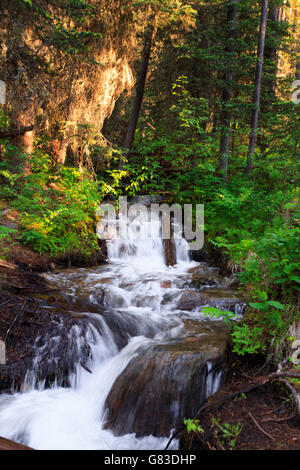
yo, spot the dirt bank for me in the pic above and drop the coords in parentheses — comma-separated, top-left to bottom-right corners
(179, 355, 300, 450)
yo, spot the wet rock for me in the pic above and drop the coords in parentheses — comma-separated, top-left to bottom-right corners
(177, 288, 246, 314)
(104, 321, 230, 438)
(0, 436, 33, 450)
(187, 265, 222, 289)
(190, 274, 220, 289)
(187, 264, 210, 276)
(161, 280, 171, 288)
(221, 275, 240, 288)
(177, 290, 207, 311)
(101, 310, 157, 350)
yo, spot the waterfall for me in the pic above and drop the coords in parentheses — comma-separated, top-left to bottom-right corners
(0, 213, 241, 449)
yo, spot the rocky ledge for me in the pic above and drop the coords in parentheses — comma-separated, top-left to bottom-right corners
(104, 320, 230, 438)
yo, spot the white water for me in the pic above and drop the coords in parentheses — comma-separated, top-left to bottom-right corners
(0, 217, 228, 450)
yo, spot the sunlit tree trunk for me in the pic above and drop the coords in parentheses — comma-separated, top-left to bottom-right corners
(245, 0, 269, 175)
(11, 96, 35, 173)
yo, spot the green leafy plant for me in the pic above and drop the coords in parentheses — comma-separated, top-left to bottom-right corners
(184, 418, 204, 434)
(211, 417, 243, 450)
(231, 323, 266, 356)
(202, 306, 238, 326)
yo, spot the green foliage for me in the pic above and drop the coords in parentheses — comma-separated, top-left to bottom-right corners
(211, 417, 243, 450)
(202, 306, 237, 326)
(0, 225, 17, 241)
(184, 418, 204, 434)
(231, 323, 266, 356)
(0, 143, 111, 258)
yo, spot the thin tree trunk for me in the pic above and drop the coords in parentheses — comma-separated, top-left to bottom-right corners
(245, 0, 269, 175)
(124, 18, 154, 151)
(265, 5, 280, 97)
(218, 0, 238, 181)
(294, 4, 300, 79)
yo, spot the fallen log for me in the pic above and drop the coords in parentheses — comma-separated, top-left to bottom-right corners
(0, 436, 33, 450)
(0, 125, 34, 139)
(0, 260, 17, 270)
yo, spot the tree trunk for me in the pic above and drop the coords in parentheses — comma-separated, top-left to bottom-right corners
(262, 5, 280, 105)
(55, 72, 76, 167)
(245, 0, 269, 175)
(294, 3, 300, 79)
(9, 86, 36, 173)
(124, 18, 154, 151)
(56, 136, 69, 167)
(218, 0, 238, 181)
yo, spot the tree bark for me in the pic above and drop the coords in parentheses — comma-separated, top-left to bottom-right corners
(260, 5, 280, 112)
(245, 0, 269, 175)
(56, 72, 76, 167)
(218, 0, 238, 181)
(0, 125, 34, 139)
(124, 18, 154, 151)
(294, 4, 300, 79)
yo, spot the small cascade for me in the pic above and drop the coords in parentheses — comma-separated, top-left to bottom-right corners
(0, 209, 245, 450)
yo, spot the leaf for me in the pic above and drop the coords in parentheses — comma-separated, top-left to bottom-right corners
(267, 300, 285, 310)
(249, 302, 266, 310)
(289, 275, 300, 284)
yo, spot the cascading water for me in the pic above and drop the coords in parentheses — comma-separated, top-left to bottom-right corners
(0, 215, 244, 449)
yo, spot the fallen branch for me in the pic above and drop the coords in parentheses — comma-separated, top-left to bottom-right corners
(0, 260, 17, 270)
(278, 378, 300, 420)
(248, 411, 275, 441)
(0, 125, 34, 139)
(195, 379, 272, 417)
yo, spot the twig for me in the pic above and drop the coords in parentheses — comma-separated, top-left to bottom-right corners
(248, 411, 275, 441)
(165, 426, 184, 450)
(4, 301, 27, 343)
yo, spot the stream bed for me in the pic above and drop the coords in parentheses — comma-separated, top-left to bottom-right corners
(0, 218, 245, 449)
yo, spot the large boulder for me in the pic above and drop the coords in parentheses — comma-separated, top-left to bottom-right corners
(177, 287, 246, 315)
(104, 320, 230, 437)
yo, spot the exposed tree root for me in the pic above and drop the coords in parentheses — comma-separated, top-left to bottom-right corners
(248, 411, 275, 441)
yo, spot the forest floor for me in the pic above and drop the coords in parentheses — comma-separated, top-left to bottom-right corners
(180, 355, 300, 451)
